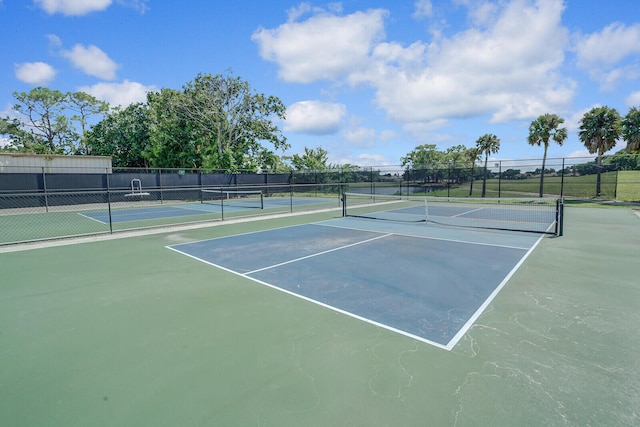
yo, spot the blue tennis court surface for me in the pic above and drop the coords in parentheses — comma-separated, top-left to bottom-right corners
(343, 194, 559, 234)
(168, 219, 545, 350)
(80, 196, 337, 224)
(80, 204, 219, 223)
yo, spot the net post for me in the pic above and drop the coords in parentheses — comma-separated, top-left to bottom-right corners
(341, 192, 347, 217)
(42, 167, 49, 213)
(219, 186, 224, 220)
(106, 169, 113, 234)
(424, 196, 429, 223)
(556, 198, 564, 236)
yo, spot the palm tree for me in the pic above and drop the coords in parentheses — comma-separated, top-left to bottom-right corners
(527, 114, 568, 197)
(622, 107, 640, 153)
(464, 147, 480, 196)
(476, 134, 500, 197)
(578, 106, 621, 197)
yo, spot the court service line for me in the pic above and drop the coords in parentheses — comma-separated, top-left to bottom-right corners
(244, 233, 393, 275)
(77, 212, 108, 225)
(452, 207, 483, 217)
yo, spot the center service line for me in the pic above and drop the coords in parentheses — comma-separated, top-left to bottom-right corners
(244, 233, 393, 275)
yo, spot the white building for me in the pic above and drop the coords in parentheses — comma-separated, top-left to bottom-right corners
(0, 153, 112, 173)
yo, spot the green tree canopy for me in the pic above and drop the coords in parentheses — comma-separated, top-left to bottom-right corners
(12, 87, 71, 153)
(528, 113, 567, 197)
(0, 116, 26, 151)
(401, 144, 444, 168)
(67, 91, 109, 155)
(145, 88, 199, 169)
(622, 106, 640, 153)
(476, 134, 500, 197)
(400, 144, 448, 183)
(175, 71, 289, 171)
(85, 103, 152, 168)
(578, 106, 621, 196)
(290, 146, 329, 170)
(11, 87, 107, 154)
(579, 106, 621, 158)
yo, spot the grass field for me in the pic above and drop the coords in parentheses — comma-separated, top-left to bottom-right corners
(616, 170, 640, 201)
(430, 170, 638, 201)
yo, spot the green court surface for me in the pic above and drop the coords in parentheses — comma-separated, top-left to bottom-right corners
(1, 206, 638, 426)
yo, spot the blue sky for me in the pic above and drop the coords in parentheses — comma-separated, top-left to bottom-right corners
(2, 0, 640, 166)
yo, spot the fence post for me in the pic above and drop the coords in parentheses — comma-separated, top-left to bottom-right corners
(106, 169, 113, 234)
(560, 158, 565, 199)
(370, 167, 374, 194)
(42, 167, 49, 213)
(158, 169, 164, 204)
(498, 161, 502, 198)
(199, 170, 204, 203)
(447, 162, 451, 197)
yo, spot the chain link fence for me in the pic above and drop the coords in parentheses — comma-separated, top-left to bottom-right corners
(1, 155, 638, 245)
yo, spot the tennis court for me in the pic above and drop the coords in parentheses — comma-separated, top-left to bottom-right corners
(1, 203, 639, 426)
(79, 193, 338, 224)
(168, 219, 544, 350)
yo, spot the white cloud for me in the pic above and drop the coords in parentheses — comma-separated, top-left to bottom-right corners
(255, 0, 574, 130)
(78, 80, 156, 107)
(34, 0, 112, 16)
(565, 150, 595, 161)
(285, 101, 346, 134)
(34, 0, 148, 15)
(61, 44, 119, 80)
(564, 106, 595, 132)
(626, 91, 640, 107)
(465, 1, 500, 27)
(575, 22, 640, 69)
(252, 9, 387, 83)
(366, 0, 574, 124)
(342, 126, 376, 148)
(378, 129, 397, 142)
(336, 153, 391, 167)
(116, 0, 149, 14)
(14, 62, 57, 84)
(575, 22, 640, 89)
(412, 0, 433, 19)
(46, 33, 63, 49)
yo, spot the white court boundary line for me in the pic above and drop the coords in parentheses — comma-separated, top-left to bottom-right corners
(77, 212, 109, 225)
(245, 233, 391, 275)
(446, 232, 546, 350)
(166, 221, 544, 351)
(78, 205, 214, 225)
(166, 235, 450, 351)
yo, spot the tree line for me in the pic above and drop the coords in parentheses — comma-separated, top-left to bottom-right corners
(401, 108, 640, 197)
(0, 71, 360, 173)
(1, 72, 292, 172)
(2, 70, 639, 188)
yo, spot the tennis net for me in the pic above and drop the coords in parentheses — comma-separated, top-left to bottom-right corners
(201, 188, 264, 209)
(342, 192, 563, 235)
